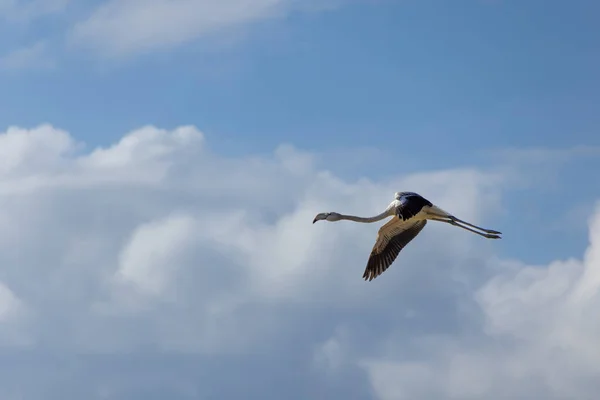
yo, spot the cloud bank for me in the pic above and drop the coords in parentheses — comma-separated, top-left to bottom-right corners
(362, 208, 600, 400)
(69, 0, 339, 57)
(0, 123, 597, 398)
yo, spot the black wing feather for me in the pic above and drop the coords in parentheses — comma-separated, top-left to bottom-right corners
(396, 193, 433, 221)
(362, 219, 428, 281)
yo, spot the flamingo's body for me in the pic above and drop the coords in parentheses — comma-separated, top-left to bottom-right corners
(312, 191, 502, 281)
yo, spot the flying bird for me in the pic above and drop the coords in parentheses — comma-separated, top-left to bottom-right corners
(312, 191, 502, 281)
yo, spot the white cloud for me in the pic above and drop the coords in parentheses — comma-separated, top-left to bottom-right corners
(0, 280, 31, 347)
(69, 0, 339, 57)
(313, 326, 349, 373)
(0, 282, 23, 322)
(361, 203, 600, 400)
(115, 213, 197, 298)
(0, 122, 596, 398)
(0, 0, 69, 22)
(0, 124, 75, 172)
(0, 41, 55, 71)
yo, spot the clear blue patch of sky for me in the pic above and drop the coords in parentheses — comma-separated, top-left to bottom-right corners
(0, 0, 597, 154)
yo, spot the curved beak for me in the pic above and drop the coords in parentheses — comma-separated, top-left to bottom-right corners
(313, 213, 328, 224)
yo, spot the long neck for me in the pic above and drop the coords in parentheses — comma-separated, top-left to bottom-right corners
(338, 209, 391, 223)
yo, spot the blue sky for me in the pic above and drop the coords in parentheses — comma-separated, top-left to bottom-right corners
(2, 0, 598, 152)
(0, 1, 599, 399)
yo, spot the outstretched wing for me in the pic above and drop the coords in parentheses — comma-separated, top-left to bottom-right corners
(362, 217, 427, 281)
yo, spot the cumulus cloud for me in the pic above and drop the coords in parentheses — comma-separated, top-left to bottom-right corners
(0, 122, 595, 398)
(69, 0, 341, 57)
(361, 203, 600, 400)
